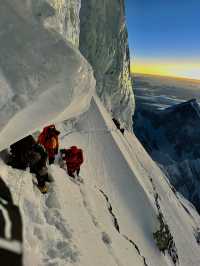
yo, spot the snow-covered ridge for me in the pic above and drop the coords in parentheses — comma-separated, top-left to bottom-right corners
(1, 2, 200, 266)
(1, 96, 200, 266)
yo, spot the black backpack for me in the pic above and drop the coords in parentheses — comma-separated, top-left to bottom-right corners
(9, 135, 36, 169)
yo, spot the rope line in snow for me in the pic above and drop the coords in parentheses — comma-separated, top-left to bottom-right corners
(61, 127, 119, 139)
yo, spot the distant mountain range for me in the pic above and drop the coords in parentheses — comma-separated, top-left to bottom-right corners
(132, 74, 200, 110)
(133, 74, 200, 213)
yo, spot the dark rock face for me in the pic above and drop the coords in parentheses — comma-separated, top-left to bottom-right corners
(0, 177, 23, 266)
(134, 99, 200, 213)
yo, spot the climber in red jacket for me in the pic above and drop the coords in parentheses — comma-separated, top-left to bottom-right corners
(60, 146, 84, 178)
(38, 124, 60, 164)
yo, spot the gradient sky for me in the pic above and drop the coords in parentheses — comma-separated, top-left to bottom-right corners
(125, 0, 200, 79)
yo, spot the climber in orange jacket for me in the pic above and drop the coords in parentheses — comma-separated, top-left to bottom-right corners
(60, 146, 84, 178)
(38, 124, 60, 164)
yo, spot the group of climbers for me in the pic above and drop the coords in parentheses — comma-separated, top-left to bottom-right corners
(8, 124, 84, 193)
(7, 116, 123, 193)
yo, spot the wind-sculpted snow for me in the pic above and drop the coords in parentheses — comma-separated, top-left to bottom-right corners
(0, 0, 95, 151)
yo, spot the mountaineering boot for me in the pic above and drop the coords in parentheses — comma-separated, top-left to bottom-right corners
(76, 176, 84, 184)
(49, 157, 55, 165)
(69, 173, 75, 178)
(38, 185, 48, 194)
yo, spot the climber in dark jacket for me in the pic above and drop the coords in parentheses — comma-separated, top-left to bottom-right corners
(28, 142, 49, 189)
(9, 135, 36, 170)
(8, 135, 49, 190)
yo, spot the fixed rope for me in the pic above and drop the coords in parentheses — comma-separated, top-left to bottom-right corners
(61, 127, 118, 140)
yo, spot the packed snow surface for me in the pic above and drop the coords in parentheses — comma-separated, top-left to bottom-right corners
(1, 96, 200, 266)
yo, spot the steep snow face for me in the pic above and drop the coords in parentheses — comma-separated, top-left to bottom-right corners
(134, 99, 200, 213)
(1, 96, 200, 266)
(79, 0, 135, 129)
(0, 0, 95, 151)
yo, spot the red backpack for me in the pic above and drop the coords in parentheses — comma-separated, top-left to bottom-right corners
(62, 146, 84, 166)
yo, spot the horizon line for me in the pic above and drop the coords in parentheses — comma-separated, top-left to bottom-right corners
(131, 72, 200, 82)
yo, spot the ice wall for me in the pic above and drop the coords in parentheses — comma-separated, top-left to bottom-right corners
(45, 0, 81, 47)
(16, 0, 135, 129)
(79, 0, 135, 129)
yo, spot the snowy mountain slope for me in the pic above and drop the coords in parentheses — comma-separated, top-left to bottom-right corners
(1, 96, 200, 266)
(0, 0, 95, 151)
(2, 2, 200, 266)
